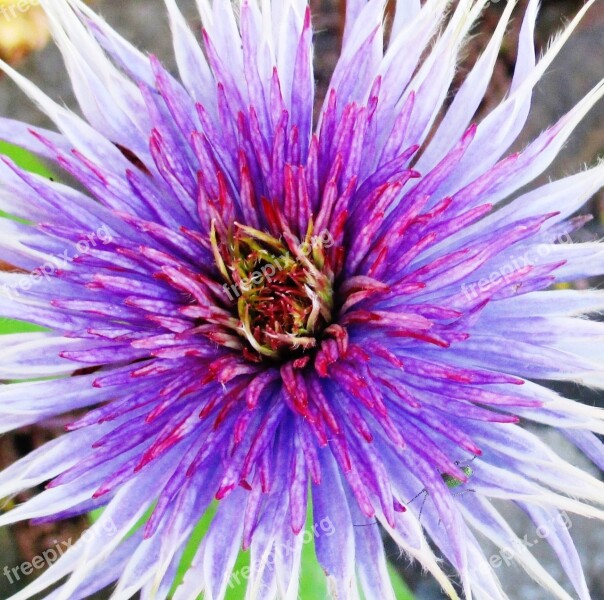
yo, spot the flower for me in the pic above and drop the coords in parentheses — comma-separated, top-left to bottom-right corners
(0, 0, 603, 598)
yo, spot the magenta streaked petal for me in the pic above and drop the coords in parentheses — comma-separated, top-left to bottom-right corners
(0, 1, 603, 599)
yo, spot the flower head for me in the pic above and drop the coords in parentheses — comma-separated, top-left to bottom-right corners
(1, 1, 604, 599)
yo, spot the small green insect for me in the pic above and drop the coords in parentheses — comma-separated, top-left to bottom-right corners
(442, 462, 475, 490)
(408, 456, 478, 521)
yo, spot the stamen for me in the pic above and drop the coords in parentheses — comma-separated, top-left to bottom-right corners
(210, 221, 334, 361)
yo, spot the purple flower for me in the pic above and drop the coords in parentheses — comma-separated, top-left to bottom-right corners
(1, 0, 604, 598)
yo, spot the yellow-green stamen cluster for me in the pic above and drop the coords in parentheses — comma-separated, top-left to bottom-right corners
(211, 221, 334, 361)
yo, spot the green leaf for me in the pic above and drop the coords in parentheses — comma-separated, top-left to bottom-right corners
(0, 142, 53, 335)
(387, 562, 415, 600)
(0, 318, 46, 334)
(0, 140, 53, 179)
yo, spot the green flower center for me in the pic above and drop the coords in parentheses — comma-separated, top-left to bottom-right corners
(211, 221, 334, 361)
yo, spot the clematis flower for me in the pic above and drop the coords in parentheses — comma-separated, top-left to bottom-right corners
(0, 0, 604, 599)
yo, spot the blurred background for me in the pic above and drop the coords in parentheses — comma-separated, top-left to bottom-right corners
(0, 1, 603, 598)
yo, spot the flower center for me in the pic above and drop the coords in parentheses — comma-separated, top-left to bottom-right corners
(211, 221, 334, 361)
